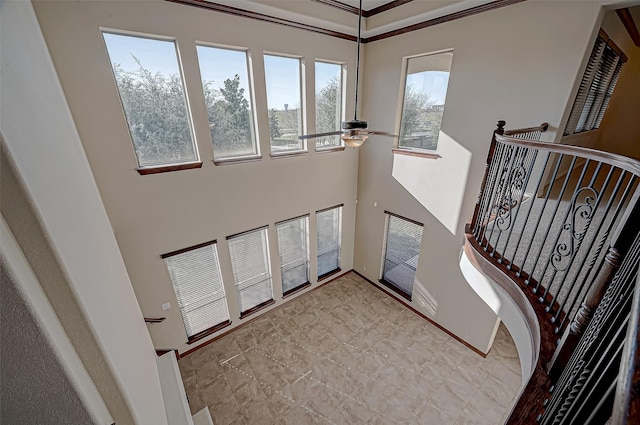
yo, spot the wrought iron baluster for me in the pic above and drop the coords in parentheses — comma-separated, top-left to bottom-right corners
(520, 154, 567, 285)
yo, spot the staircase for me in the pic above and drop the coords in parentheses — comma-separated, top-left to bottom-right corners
(463, 121, 640, 424)
(157, 351, 214, 425)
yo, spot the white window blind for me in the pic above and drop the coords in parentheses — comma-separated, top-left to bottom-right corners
(276, 215, 310, 295)
(317, 205, 342, 278)
(381, 212, 424, 299)
(564, 31, 626, 136)
(163, 242, 230, 339)
(227, 227, 274, 315)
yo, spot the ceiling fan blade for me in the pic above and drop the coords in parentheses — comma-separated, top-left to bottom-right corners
(365, 130, 398, 137)
(298, 131, 343, 140)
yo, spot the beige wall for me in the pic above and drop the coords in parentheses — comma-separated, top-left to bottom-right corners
(33, 0, 360, 354)
(354, 0, 605, 353)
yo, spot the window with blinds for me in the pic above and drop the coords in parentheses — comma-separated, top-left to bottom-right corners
(276, 215, 310, 296)
(227, 226, 274, 317)
(162, 241, 230, 342)
(380, 212, 424, 300)
(564, 30, 627, 136)
(316, 205, 342, 279)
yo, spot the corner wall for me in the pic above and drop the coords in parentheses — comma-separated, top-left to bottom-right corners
(355, 0, 605, 353)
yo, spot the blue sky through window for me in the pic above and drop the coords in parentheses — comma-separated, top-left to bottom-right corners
(406, 71, 450, 104)
(103, 33, 181, 76)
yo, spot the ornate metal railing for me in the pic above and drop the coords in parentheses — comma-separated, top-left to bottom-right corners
(465, 121, 640, 424)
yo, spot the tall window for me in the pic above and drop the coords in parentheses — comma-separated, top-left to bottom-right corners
(103, 32, 198, 170)
(316, 205, 342, 279)
(276, 215, 310, 296)
(398, 51, 453, 151)
(162, 241, 230, 342)
(227, 227, 274, 317)
(196, 45, 259, 160)
(380, 212, 424, 300)
(315, 61, 344, 149)
(264, 54, 304, 154)
(563, 30, 627, 135)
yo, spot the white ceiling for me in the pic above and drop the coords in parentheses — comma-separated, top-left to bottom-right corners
(210, 0, 498, 37)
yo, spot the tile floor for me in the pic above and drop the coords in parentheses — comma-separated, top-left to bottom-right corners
(179, 272, 522, 425)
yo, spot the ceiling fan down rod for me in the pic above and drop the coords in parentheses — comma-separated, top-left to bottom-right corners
(353, 0, 363, 121)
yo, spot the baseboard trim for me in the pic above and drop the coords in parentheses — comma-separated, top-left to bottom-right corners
(352, 270, 488, 358)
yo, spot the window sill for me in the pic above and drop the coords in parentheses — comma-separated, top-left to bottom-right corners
(239, 299, 275, 319)
(318, 268, 342, 281)
(282, 282, 311, 298)
(315, 146, 346, 153)
(186, 320, 232, 344)
(213, 154, 262, 165)
(392, 148, 441, 160)
(379, 279, 412, 301)
(270, 150, 308, 159)
(137, 161, 203, 175)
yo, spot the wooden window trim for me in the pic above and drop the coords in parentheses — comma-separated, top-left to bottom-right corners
(186, 320, 232, 344)
(213, 155, 263, 165)
(318, 267, 342, 281)
(282, 281, 312, 298)
(379, 278, 412, 301)
(315, 146, 346, 153)
(137, 161, 203, 175)
(275, 213, 310, 226)
(384, 211, 424, 227)
(316, 203, 345, 214)
(269, 150, 309, 159)
(239, 299, 275, 319)
(161, 239, 217, 259)
(392, 148, 441, 160)
(226, 225, 269, 241)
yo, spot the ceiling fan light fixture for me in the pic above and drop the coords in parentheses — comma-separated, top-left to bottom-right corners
(341, 131, 368, 148)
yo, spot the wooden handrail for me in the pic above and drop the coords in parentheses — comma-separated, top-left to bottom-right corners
(503, 122, 549, 136)
(467, 120, 640, 424)
(495, 134, 640, 176)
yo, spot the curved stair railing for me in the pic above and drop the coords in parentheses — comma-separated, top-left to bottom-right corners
(465, 121, 640, 424)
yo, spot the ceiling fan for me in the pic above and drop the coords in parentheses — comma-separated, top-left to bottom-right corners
(299, 0, 397, 148)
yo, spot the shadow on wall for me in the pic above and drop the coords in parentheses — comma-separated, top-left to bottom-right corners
(412, 277, 439, 316)
(392, 131, 472, 235)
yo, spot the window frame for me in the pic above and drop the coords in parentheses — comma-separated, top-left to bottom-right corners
(396, 50, 453, 154)
(195, 42, 262, 163)
(563, 29, 627, 136)
(314, 60, 346, 152)
(263, 52, 307, 157)
(316, 204, 343, 280)
(379, 211, 424, 301)
(161, 240, 231, 344)
(226, 225, 275, 318)
(101, 29, 201, 174)
(276, 214, 311, 297)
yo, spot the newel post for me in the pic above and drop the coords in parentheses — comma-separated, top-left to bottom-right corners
(469, 120, 505, 232)
(548, 194, 640, 378)
(548, 247, 622, 377)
